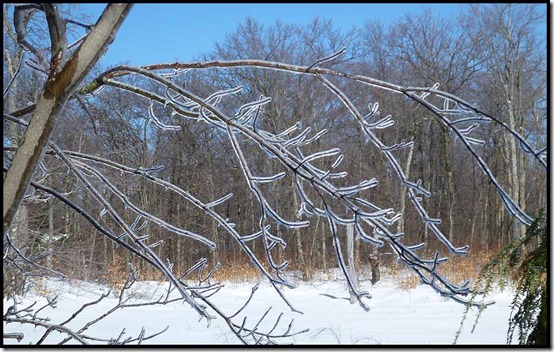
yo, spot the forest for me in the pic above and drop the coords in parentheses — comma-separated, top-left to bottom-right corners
(3, 3, 547, 345)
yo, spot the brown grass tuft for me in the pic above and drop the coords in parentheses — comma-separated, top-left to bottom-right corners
(379, 246, 502, 291)
(211, 259, 262, 282)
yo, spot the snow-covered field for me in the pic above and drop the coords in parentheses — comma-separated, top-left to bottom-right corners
(3, 274, 514, 345)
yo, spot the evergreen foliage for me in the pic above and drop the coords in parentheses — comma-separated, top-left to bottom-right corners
(456, 208, 548, 345)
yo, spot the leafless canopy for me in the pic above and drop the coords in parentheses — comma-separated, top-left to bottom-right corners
(3, 4, 546, 345)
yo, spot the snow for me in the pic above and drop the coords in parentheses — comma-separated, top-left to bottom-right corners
(3, 274, 515, 345)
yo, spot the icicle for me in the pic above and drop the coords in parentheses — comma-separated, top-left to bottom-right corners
(275, 260, 288, 270)
(266, 205, 310, 228)
(465, 137, 486, 146)
(148, 102, 181, 131)
(419, 91, 431, 100)
(136, 220, 148, 231)
(205, 193, 233, 208)
(327, 208, 355, 225)
(331, 154, 344, 169)
(355, 222, 384, 247)
(367, 115, 394, 129)
(136, 234, 150, 242)
(240, 225, 271, 242)
(139, 164, 165, 173)
(299, 128, 328, 146)
(371, 102, 379, 115)
(297, 202, 313, 218)
(358, 207, 393, 219)
(457, 123, 480, 135)
(265, 230, 287, 248)
(451, 116, 491, 125)
(390, 232, 404, 239)
(381, 212, 402, 226)
(251, 172, 286, 183)
(307, 46, 346, 70)
(205, 86, 243, 104)
(419, 83, 440, 100)
(267, 241, 278, 251)
(406, 243, 425, 251)
(380, 140, 414, 152)
(235, 97, 272, 118)
(337, 178, 378, 196)
(283, 127, 312, 147)
(300, 148, 341, 164)
(130, 215, 142, 229)
(276, 122, 301, 139)
(149, 240, 164, 249)
(424, 216, 442, 225)
(325, 171, 348, 179)
(403, 179, 431, 197)
(159, 70, 179, 78)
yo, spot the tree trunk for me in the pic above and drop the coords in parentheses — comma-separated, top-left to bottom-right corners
(470, 189, 484, 246)
(308, 216, 320, 265)
(47, 200, 54, 269)
(206, 151, 220, 263)
(368, 245, 380, 285)
(507, 107, 520, 241)
(347, 225, 358, 304)
(397, 143, 415, 235)
(321, 223, 327, 274)
(3, 4, 133, 237)
(291, 180, 309, 280)
(517, 137, 527, 241)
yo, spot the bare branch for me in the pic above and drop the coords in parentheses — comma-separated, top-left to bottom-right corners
(3, 3, 133, 238)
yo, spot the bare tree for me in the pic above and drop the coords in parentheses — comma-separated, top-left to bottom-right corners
(465, 4, 546, 242)
(3, 4, 546, 345)
(3, 3, 132, 236)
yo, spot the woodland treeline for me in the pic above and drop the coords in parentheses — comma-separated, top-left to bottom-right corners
(3, 4, 546, 290)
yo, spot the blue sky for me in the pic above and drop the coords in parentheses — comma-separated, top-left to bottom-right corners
(78, 3, 464, 66)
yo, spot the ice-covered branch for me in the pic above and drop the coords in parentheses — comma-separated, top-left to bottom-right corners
(3, 271, 175, 345)
(96, 61, 539, 235)
(5, 45, 543, 345)
(85, 59, 545, 168)
(85, 64, 504, 310)
(49, 143, 214, 322)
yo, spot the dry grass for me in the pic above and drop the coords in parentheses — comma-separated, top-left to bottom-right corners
(104, 255, 166, 291)
(211, 259, 262, 282)
(31, 279, 56, 297)
(103, 255, 263, 288)
(94, 245, 503, 292)
(380, 246, 502, 291)
(438, 248, 498, 283)
(105, 255, 130, 291)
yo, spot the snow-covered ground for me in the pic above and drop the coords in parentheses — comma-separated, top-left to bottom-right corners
(3, 274, 514, 345)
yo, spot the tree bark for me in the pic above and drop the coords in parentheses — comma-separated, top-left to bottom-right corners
(292, 186, 309, 280)
(397, 143, 415, 235)
(3, 4, 133, 237)
(47, 200, 54, 269)
(347, 224, 358, 304)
